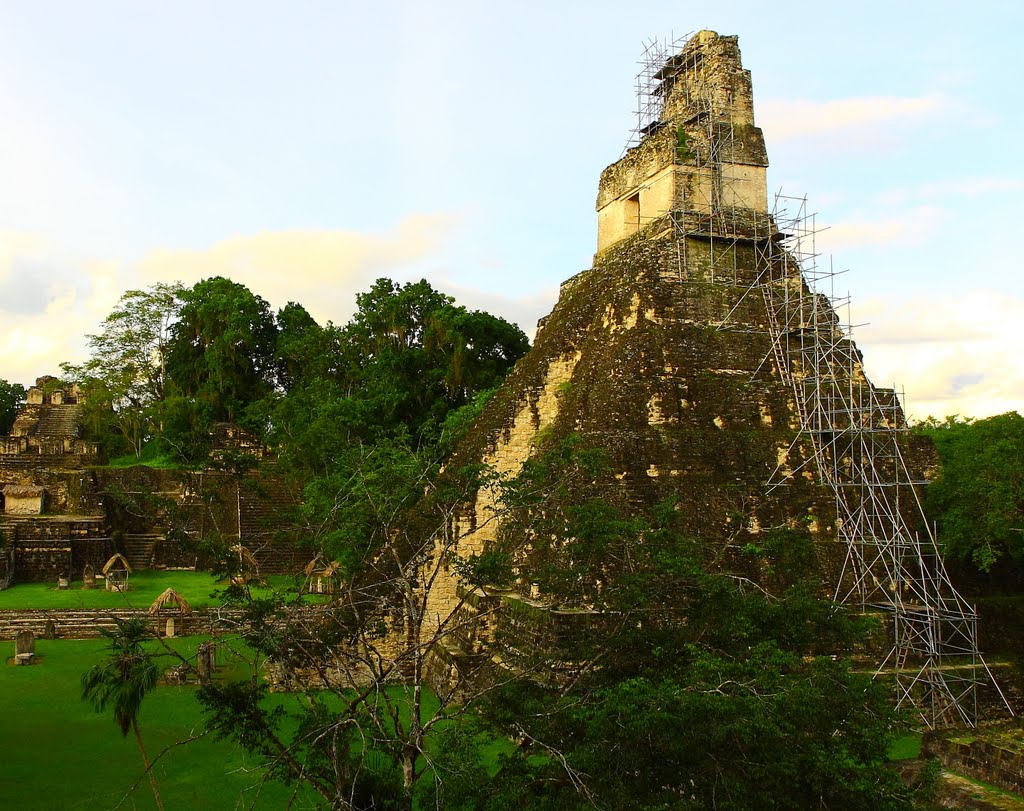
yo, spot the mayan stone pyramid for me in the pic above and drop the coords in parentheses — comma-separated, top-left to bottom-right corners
(426, 31, 1005, 727)
(429, 31, 835, 606)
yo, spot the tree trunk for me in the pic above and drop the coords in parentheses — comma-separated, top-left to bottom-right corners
(133, 719, 165, 811)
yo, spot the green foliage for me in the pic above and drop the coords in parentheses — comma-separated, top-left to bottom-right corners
(166, 276, 278, 427)
(0, 377, 25, 434)
(338, 278, 528, 441)
(62, 283, 183, 457)
(82, 617, 161, 737)
(425, 440, 920, 811)
(676, 126, 693, 161)
(300, 436, 434, 577)
(917, 413, 1024, 575)
(268, 277, 527, 475)
(82, 617, 166, 809)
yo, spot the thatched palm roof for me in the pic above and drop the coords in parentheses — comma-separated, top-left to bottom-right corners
(229, 544, 259, 568)
(2, 485, 44, 497)
(101, 553, 132, 575)
(148, 587, 191, 615)
(304, 555, 341, 577)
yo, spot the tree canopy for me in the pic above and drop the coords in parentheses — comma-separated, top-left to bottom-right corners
(917, 412, 1024, 580)
(165, 276, 279, 424)
(60, 275, 528, 467)
(0, 378, 25, 435)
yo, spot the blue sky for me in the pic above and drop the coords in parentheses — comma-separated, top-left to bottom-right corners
(1, 1, 1021, 418)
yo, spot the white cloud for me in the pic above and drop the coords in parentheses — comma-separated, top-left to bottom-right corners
(854, 290, 1024, 421)
(877, 176, 1024, 206)
(758, 94, 949, 145)
(134, 214, 457, 326)
(814, 205, 949, 253)
(0, 215, 459, 387)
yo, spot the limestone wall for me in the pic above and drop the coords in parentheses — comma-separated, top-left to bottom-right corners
(659, 32, 757, 127)
(13, 540, 72, 582)
(924, 731, 1024, 794)
(595, 31, 769, 253)
(4, 491, 43, 515)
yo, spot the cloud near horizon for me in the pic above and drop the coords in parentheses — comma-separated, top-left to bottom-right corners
(133, 214, 456, 327)
(854, 290, 1024, 421)
(0, 215, 562, 388)
(0, 216, 461, 386)
(758, 93, 949, 146)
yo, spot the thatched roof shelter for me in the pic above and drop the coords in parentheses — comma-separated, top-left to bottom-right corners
(304, 555, 341, 578)
(148, 588, 192, 615)
(101, 552, 132, 575)
(229, 544, 259, 569)
(2, 485, 45, 497)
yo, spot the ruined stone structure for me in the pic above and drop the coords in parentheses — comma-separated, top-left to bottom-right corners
(596, 30, 768, 251)
(428, 29, 826, 643)
(0, 377, 108, 583)
(0, 380, 304, 585)
(424, 31, 1005, 727)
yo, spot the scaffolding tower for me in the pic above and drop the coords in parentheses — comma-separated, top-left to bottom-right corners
(761, 196, 1011, 727)
(630, 35, 1012, 727)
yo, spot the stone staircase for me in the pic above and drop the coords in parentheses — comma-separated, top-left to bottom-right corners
(238, 472, 309, 574)
(122, 534, 160, 570)
(31, 405, 82, 438)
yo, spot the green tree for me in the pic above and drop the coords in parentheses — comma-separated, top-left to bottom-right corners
(918, 412, 1024, 577)
(337, 278, 529, 444)
(196, 437, 505, 810)
(0, 378, 25, 434)
(166, 277, 279, 426)
(423, 440, 920, 810)
(61, 282, 183, 456)
(81, 617, 165, 811)
(273, 301, 331, 392)
(265, 278, 527, 476)
(196, 437, 919, 810)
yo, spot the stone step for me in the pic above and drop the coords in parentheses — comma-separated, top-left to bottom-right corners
(32, 405, 82, 438)
(122, 536, 158, 570)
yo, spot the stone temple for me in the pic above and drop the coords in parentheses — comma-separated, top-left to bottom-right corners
(425, 30, 1007, 727)
(0, 377, 303, 587)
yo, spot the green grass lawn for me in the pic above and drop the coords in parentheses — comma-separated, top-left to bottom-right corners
(887, 733, 923, 760)
(0, 570, 317, 611)
(0, 635, 494, 810)
(0, 584, 505, 808)
(97, 454, 188, 470)
(0, 637, 322, 809)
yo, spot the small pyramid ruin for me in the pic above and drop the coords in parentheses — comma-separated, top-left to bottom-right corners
(427, 31, 1008, 727)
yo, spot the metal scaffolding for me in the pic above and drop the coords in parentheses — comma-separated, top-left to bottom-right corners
(629, 33, 1013, 727)
(762, 195, 1011, 727)
(626, 34, 692, 152)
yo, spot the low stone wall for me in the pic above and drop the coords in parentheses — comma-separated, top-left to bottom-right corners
(0, 606, 245, 640)
(923, 729, 1024, 795)
(12, 540, 72, 582)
